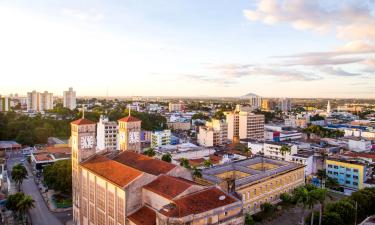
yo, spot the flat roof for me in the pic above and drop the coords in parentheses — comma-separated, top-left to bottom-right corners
(201, 156, 304, 189)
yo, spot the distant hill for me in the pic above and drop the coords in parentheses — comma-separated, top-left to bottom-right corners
(240, 93, 259, 99)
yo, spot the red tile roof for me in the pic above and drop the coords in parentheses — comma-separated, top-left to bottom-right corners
(159, 187, 238, 218)
(128, 206, 156, 225)
(113, 151, 176, 176)
(81, 155, 142, 187)
(143, 175, 196, 200)
(45, 147, 71, 154)
(118, 116, 141, 122)
(34, 153, 53, 162)
(344, 152, 375, 161)
(71, 118, 95, 125)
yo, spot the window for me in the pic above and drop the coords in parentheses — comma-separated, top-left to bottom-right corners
(334, 166, 339, 169)
(346, 174, 351, 178)
(328, 171, 333, 174)
(89, 204, 95, 222)
(353, 176, 359, 180)
(108, 192, 114, 218)
(328, 165, 333, 168)
(353, 182, 358, 186)
(254, 189, 257, 195)
(89, 180, 95, 203)
(224, 211, 228, 216)
(97, 211, 105, 225)
(346, 181, 351, 184)
(117, 197, 124, 225)
(346, 168, 351, 172)
(353, 169, 359, 173)
(96, 184, 105, 211)
(334, 172, 338, 175)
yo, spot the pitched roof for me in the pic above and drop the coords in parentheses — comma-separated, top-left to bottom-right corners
(81, 155, 142, 187)
(128, 206, 156, 225)
(344, 152, 375, 161)
(113, 151, 176, 176)
(159, 187, 238, 218)
(45, 147, 71, 154)
(71, 118, 95, 125)
(118, 116, 141, 122)
(34, 153, 54, 162)
(143, 175, 196, 200)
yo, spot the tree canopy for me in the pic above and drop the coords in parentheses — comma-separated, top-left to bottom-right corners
(43, 160, 72, 194)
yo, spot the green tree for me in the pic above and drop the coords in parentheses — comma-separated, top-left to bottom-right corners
(192, 166, 202, 178)
(34, 127, 49, 144)
(17, 195, 35, 224)
(325, 200, 355, 225)
(43, 160, 72, 194)
(11, 164, 28, 191)
(203, 159, 213, 168)
(213, 111, 225, 120)
(180, 158, 190, 169)
(317, 169, 327, 188)
(245, 213, 255, 225)
(322, 212, 342, 225)
(161, 153, 172, 163)
(242, 146, 252, 158)
(293, 186, 310, 225)
(143, 148, 156, 157)
(280, 145, 291, 156)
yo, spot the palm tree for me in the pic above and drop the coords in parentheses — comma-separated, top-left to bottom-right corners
(242, 146, 252, 158)
(192, 166, 202, 178)
(17, 195, 35, 224)
(293, 186, 310, 225)
(11, 164, 28, 191)
(203, 159, 213, 168)
(307, 190, 319, 225)
(313, 188, 327, 225)
(280, 145, 291, 156)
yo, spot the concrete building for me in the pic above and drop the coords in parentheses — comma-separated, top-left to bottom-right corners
(280, 98, 292, 112)
(197, 119, 228, 147)
(0, 95, 9, 112)
(326, 158, 372, 193)
(249, 95, 262, 110)
(199, 157, 305, 214)
(63, 87, 77, 110)
(27, 90, 54, 111)
(167, 121, 191, 131)
(118, 114, 142, 153)
(168, 102, 184, 112)
(348, 138, 372, 152)
(70, 116, 244, 225)
(264, 130, 302, 142)
(226, 106, 264, 141)
(151, 130, 171, 148)
(96, 115, 118, 151)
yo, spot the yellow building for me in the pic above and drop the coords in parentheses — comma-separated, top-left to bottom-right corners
(199, 156, 305, 214)
(71, 116, 244, 225)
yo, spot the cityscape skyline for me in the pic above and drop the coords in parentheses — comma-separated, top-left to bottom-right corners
(0, 0, 374, 98)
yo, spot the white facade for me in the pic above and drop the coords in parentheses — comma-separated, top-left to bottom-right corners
(197, 119, 227, 147)
(168, 102, 184, 112)
(249, 96, 262, 110)
(290, 152, 315, 176)
(63, 87, 76, 110)
(348, 139, 372, 152)
(263, 142, 298, 161)
(96, 115, 118, 151)
(280, 98, 292, 112)
(151, 130, 171, 148)
(27, 90, 54, 111)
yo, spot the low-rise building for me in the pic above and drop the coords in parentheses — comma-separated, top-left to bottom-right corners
(199, 156, 305, 214)
(348, 138, 372, 152)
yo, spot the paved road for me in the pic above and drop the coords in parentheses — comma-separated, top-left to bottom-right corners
(7, 157, 64, 225)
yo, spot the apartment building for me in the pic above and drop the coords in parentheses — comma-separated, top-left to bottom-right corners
(168, 102, 184, 112)
(96, 115, 118, 151)
(197, 119, 228, 147)
(63, 87, 76, 110)
(27, 90, 54, 111)
(151, 130, 171, 148)
(0, 95, 9, 112)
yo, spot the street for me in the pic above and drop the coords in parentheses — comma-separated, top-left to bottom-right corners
(7, 156, 72, 225)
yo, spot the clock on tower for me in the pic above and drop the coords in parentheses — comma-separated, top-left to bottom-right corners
(118, 114, 141, 152)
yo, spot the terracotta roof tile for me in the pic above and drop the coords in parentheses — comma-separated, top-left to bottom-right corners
(34, 153, 53, 162)
(81, 155, 142, 187)
(118, 116, 141, 122)
(159, 187, 238, 218)
(113, 151, 176, 176)
(71, 118, 95, 125)
(143, 175, 195, 200)
(344, 152, 375, 161)
(45, 147, 71, 154)
(128, 206, 156, 225)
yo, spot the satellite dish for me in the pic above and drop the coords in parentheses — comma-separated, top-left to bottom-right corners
(219, 195, 226, 201)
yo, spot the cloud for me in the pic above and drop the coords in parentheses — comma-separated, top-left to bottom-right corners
(320, 67, 361, 77)
(281, 56, 363, 66)
(208, 64, 322, 81)
(180, 74, 236, 86)
(243, 0, 375, 40)
(61, 8, 104, 22)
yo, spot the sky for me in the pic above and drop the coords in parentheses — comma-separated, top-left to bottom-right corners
(0, 0, 374, 98)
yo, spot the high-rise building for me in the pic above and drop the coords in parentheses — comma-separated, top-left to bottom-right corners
(0, 95, 10, 112)
(27, 90, 54, 111)
(226, 105, 265, 141)
(197, 119, 228, 147)
(63, 87, 76, 110)
(249, 95, 262, 110)
(118, 113, 141, 152)
(327, 100, 331, 114)
(151, 130, 171, 148)
(96, 115, 118, 151)
(280, 98, 292, 112)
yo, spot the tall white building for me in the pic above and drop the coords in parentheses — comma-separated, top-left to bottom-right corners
(96, 115, 118, 151)
(327, 100, 331, 114)
(249, 95, 262, 110)
(197, 119, 228, 147)
(0, 95, 9, 112)
(280, 98, 292, 112)
(226, 105, 265, 141)
(27, 90, 54, 111)
(63, 87, 76, 110)
(151, 130, 171, 148)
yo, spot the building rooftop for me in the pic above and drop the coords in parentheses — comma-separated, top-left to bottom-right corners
(128, 206, 156, 225)
(81, 155, 143, 187)
(113, 151, 176, 176)
(201, 156, 304, 189)
(143, 175, 197, 200)
(327, 157, 367, 166)
(159, 187, 238, 218)
(71, 118, 95, 125)
(118, 115, 141, 122)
